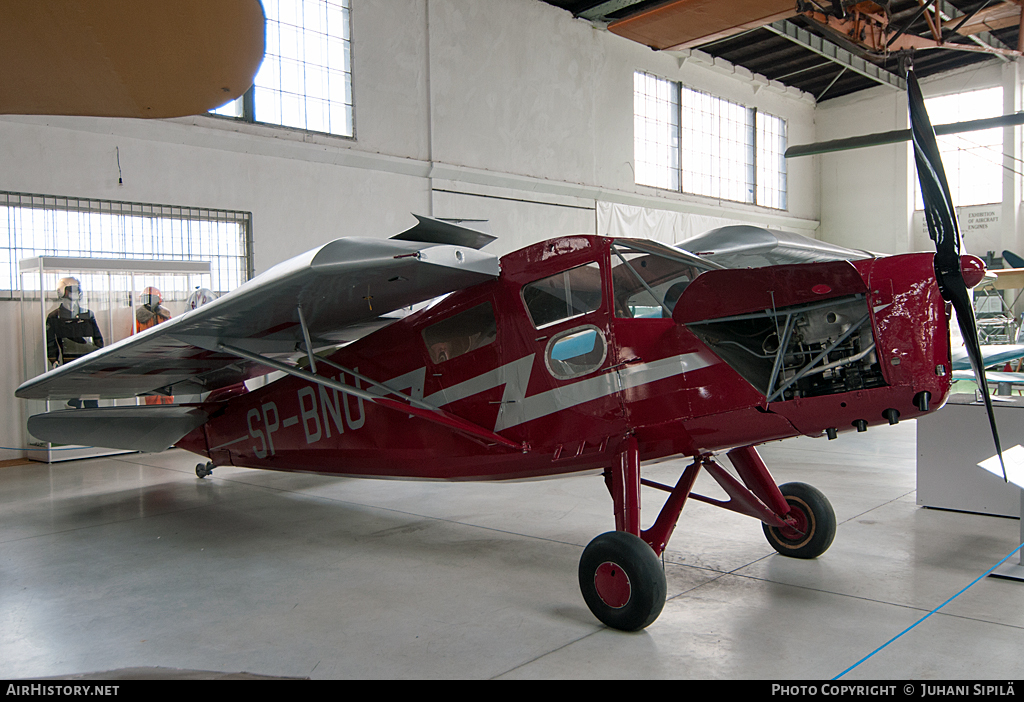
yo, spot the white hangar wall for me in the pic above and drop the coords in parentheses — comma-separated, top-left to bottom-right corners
(0, 0, 819, 459)
(816, 60, 1022, 258)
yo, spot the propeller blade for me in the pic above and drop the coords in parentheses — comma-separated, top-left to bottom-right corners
(908, 69, 1007, 482)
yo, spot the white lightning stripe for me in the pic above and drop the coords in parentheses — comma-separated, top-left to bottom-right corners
(496, 352, 716, 431)
(211, 353, 715, 451)
(415, 351, 716, 432)
(424, 355, 535, 409)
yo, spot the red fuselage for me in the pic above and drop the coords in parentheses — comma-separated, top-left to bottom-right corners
(177, 236, 953, 480)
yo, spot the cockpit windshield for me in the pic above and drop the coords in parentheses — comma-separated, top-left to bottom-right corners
(610, 240, 720, 319)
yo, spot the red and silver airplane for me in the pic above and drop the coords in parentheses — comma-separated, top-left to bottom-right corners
(16, 70, 1004, 631)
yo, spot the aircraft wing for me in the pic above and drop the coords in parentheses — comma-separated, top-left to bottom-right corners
(986, 268, 1024, 290)
(950, 345, 1024, 372)
(679, 225, 873, 269)
(952, 369, 1024, 386)
(16, 229, 499, 401)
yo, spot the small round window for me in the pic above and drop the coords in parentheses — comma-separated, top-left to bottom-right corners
(544, 325, 607, 380)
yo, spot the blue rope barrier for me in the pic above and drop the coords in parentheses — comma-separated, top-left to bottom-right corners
(834, 541, 1024, 679)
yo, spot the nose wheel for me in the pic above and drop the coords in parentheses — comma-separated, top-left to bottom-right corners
(579, 531, 667, 632)
(196, 462, 215, 479)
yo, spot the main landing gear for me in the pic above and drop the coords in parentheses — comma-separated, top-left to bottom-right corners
(195, 462, 215, 479)
(579, 440, 837, 631)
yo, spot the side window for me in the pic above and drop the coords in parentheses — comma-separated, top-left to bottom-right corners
(522, 262, 603, 329)
(545, 325, 607, 380)
(422, 302, 497, 364)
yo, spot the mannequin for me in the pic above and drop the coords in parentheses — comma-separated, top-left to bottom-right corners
(134, 286, 173, 404)
(46, 277, 103, 408)
(136, 286, 172, 331)
(186, 287, 217, 310)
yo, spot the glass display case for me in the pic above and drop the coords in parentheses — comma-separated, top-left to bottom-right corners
(19, 257, 211, 462)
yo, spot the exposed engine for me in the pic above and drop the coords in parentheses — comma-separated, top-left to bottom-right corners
(687, 294, 887, 402)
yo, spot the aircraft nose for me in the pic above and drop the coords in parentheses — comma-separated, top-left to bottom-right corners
(960, 254, 986, 288)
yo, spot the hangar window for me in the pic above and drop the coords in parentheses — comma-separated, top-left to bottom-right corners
(0, 191, 252, 296)
(212, 0, 354, 138)
(633, 73, 788, 210)
(914, 87, 1002, 209)
(422, 301, 497, 364)
(522, 263, 603, 329)
(634, 72, 681, 191)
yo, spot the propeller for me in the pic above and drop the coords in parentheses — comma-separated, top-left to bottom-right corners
(907, 68, 1007, 482)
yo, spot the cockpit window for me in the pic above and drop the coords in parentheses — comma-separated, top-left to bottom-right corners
(422, 302, 497, 364)
(522, 262, 603, 328)
(611, 241, 714, 319)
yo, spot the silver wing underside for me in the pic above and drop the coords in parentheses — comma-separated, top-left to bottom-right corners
(680, 225, 873, 269)
(17, 223, 500, 401)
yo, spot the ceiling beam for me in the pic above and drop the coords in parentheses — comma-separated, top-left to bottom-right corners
(936, 0, 1014, 59)
(765, 20, 906, 92)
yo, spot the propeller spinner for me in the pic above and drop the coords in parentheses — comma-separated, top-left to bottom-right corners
(908, 69, 1007, 481)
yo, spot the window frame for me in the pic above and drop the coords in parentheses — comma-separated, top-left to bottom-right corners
(913, 86, 1003, 210)
(520, 261, 605, 330)
(420, 300, 498, 365)
(633, 71, 789, 211)
(543, 324, 609, 380)
(0, 191, 253, 299)
(211, 0, 354, 139)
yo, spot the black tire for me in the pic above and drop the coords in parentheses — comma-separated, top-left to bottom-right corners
(762, 482, 836, 559)
(578, 531, 667, 631)
(196, 462, 214, 479)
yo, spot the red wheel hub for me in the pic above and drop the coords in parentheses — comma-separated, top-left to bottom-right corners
(594, 561, 631, 609)
(778, 501, 810, 542)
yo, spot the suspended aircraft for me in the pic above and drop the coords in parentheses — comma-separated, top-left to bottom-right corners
(15, 69, 1003, 631)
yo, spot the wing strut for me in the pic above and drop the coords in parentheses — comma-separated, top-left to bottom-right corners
(216, 343, 525, 452)
(296, 305, 318, 373)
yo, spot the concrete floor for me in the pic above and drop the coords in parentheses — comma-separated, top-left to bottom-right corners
(1, 420, 1022, 680)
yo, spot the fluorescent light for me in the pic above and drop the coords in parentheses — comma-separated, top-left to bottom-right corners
(978, 445, 1024, 489)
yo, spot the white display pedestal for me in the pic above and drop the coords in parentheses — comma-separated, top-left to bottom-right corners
(917, 394, 1024, 582)
(917, 394, 1023, 518)
(990, 490, 1024, 582)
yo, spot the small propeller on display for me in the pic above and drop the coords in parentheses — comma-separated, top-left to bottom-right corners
(907, 68, 1007, 482)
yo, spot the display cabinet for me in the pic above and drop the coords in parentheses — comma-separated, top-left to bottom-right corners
(19, 257, 211, 462)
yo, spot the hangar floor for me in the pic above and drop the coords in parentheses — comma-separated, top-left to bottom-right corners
(1, 420, 1022, 680)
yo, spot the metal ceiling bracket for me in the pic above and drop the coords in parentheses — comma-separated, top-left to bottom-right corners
(766, 20, 906, 91)
(817, 66, 848, 101)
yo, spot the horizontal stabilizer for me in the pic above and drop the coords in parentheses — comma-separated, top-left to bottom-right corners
(28, 406, 209, 454)
(391, 215, 496, 250)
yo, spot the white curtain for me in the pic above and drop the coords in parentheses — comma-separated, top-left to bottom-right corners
(596, 202, 750, 246)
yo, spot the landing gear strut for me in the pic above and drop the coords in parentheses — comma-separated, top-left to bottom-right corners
(196, 462, 215, 479)
(579, 440, 836, 631)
